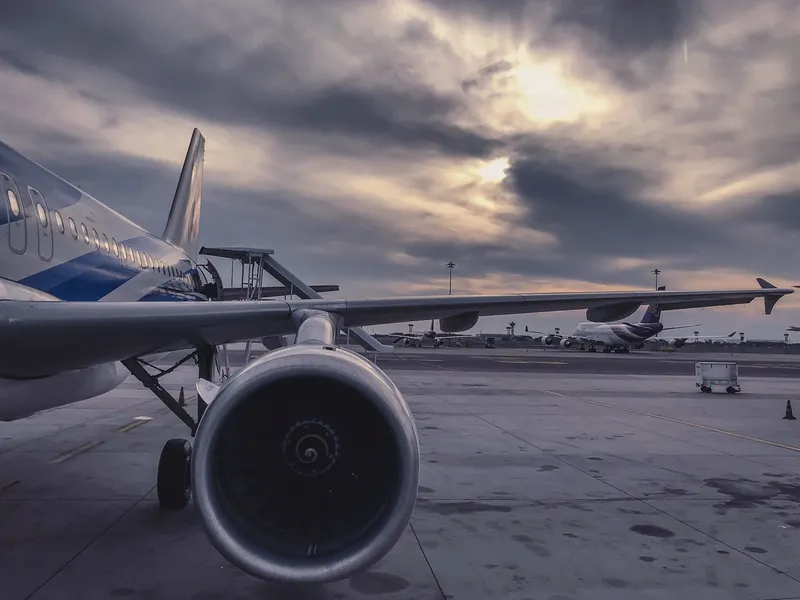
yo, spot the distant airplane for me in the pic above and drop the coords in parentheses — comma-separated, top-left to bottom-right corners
(391, 319, 472, 347)
(0, 128, 792, 586)
(535, 297, 738, 353)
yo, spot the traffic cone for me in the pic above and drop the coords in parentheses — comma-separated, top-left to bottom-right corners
(783, 400, 796, 420)
(178, 387, 186, 407)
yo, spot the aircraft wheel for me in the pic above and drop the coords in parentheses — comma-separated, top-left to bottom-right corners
(157, 438, 192, 510)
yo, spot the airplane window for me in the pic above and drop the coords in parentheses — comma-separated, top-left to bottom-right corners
(137, 250, 144, 267)
(91, 228, 100, 248)
(68, 217, 78, 239)
(36, 203, 48, 228)
(111, 238, 119, 256)
(102, 233, 110, 253)
(120, 244, 127, 261)
(147, 255, 153, 269)
(81, 223, 90, 244)
(7, 189, 20, 217)
(54, 211, 65, 234)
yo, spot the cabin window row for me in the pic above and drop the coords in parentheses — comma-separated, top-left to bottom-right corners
(5, 186, 188, 281)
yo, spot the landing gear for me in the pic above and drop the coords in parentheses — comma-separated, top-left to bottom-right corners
(122, 345, 218, 511)
(157, 438, 192, 510)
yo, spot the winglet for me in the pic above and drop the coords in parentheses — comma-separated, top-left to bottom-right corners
(756, 278, 784, 315)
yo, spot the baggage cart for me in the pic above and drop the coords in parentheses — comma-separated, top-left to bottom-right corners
(695, 362, 740, 394)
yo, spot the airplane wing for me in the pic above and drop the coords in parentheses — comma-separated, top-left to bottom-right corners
(0, 282, 791, 377)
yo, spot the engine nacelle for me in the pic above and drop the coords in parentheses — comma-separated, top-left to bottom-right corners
(559, 339, 572, 348)
(544, 335, 556, 345)
(586, 302, 640, 323)
(668, 339, 686, 348)
(192, 344, 420, 584)
(439, 311, 479, 333)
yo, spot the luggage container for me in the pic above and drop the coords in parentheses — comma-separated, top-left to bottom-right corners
(695, 362, 740, 394)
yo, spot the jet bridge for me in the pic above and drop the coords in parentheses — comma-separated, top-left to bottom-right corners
(199, 246, 394, 369)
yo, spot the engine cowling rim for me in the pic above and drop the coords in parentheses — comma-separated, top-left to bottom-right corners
(191, 346, 420, 584)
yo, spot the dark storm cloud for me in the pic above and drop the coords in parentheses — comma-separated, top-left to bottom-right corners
(0, 0, 499, 159)
(736, 191, 800, 232)
(505, 147, 723, 256)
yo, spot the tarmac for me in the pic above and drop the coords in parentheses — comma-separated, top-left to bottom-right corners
(2, 348, 800, 599)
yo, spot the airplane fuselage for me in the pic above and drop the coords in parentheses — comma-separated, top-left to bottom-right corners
(0, 139, 204, 417)
(572, 321, 664, 347)
(0, 140, 204, 303)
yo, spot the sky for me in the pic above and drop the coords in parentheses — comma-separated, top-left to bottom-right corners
(0, 0, 798, 339)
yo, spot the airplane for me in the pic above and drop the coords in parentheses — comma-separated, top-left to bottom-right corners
(391, 319, 472, 347)
(535, 298, 739, 353)
(0, 128, 793, 586)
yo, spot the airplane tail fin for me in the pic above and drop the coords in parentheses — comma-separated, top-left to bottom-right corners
(641, 285, 666, 324)
(162, 128, 205, 260)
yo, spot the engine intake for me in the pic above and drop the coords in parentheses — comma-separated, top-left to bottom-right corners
(192, 345, 420, 584)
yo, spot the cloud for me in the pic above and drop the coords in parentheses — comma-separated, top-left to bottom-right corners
(0, 0, 798, 337)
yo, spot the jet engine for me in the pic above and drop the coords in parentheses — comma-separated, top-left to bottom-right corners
(544, 335, 556, 345)
(191, 344, 420, 584)
(668, 339, 686, 348)
(559, 339, 572, 348)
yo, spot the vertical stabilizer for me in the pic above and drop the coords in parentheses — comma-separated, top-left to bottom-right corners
(641, 285, 666, 324)
(162, 128, 205, 260)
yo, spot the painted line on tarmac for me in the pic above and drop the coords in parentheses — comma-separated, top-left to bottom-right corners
(544, 390, 800, 454)
(497, 359, 568, 365)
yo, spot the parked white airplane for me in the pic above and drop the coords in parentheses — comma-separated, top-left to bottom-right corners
(537, 301, 741, 352)
(0, 128, 792, 586)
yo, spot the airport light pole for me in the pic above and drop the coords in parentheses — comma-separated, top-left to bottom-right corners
(446, 261, 456, 295)
(651, 268, 662, 290)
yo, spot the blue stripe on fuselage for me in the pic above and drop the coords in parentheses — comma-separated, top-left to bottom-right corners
(20, 235, 201, 301)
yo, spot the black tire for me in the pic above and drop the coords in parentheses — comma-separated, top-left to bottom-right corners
(726, 386, 736, 394)
(157, 438, 192, 510)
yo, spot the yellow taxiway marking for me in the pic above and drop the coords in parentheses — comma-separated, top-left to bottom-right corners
(50, 441, 104, 464)
(545, 390, 800, 453)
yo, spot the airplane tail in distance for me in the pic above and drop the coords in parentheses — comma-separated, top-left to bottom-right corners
(161, 128, 205, 260)
(641, 285, 666, 324)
